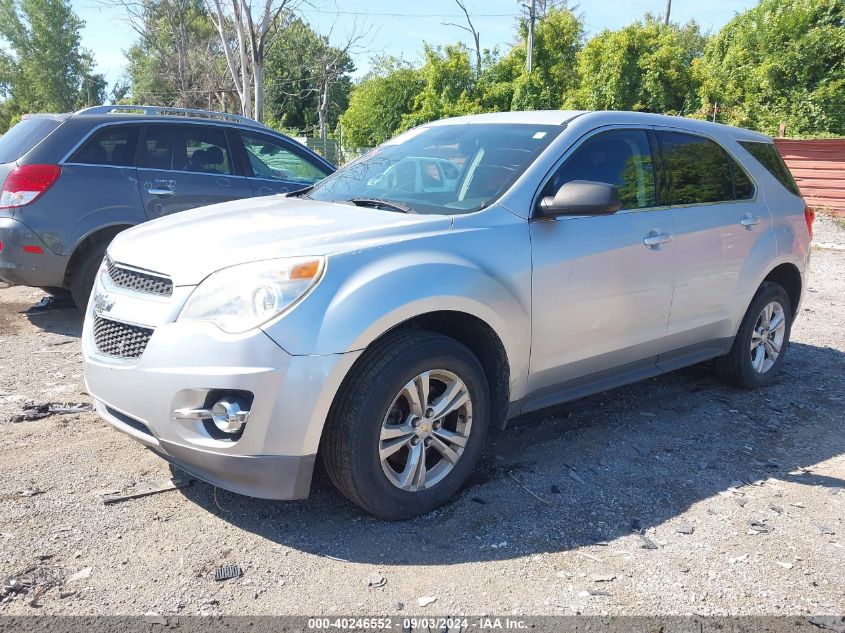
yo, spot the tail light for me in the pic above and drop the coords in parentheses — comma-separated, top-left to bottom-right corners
(0, 164, 61, 209)
(804, 204, 815, 241)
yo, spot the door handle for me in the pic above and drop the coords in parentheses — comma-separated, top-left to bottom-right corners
(740, 216, 761, 228)
(643, 232, 672, 248)
(147, 188, 174, 196)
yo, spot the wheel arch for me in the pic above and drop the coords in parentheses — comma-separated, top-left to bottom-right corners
(63, 224, 133, 287)
(762, 262, 802, 317)
(325, 310, 512, 439)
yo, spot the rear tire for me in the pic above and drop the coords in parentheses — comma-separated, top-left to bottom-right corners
(321, 330, 490, 520)
(69, 241, 109, 310)
(715, 282, 793, 389)
(39, 287, 71, 299)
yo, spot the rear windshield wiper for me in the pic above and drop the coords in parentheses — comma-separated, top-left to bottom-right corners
(348, 197, 416, 214)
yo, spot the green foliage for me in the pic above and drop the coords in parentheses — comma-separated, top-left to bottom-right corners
(264, 18, 354, 133)
(569, 15, 704, 113)
(124, 0, 225, 109)
(399, 44, 482, 130)
(510, 7, 583, 110)
(338, 57, 423, 147)
(0, 0, 104, 121)
(694, 0, 845, 136)
(479, 6, 582, 111)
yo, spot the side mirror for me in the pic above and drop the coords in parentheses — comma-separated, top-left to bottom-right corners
(538, 180, 621, 217)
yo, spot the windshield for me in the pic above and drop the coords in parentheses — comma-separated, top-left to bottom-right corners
(308, 123, 561, 214)
(0, 117, 62, 163)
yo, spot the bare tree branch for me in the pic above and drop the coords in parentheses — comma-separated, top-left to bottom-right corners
(443, 0, 480, 77)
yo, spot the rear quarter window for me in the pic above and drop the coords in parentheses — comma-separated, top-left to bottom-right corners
(0, 117, 61, 163)
(738, 141, 801, 197)
(67, 125, 141, 167)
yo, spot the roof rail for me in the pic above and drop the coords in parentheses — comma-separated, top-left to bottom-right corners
(73, 105, 269, 129)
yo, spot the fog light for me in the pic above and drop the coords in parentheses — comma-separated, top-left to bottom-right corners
(211, 399, 249, 434)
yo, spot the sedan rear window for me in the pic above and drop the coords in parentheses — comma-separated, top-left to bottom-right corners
(0, 117, 61, 163)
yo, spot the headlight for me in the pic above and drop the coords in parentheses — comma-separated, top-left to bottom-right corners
(178, 257, 324, 333)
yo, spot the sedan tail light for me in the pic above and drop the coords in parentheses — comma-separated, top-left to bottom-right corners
(0, 164, 61, 209)
(804, 204, 815, 241)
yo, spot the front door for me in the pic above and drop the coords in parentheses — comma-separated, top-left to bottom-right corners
(137, 123, 252, 219)
(528, 128, 676, 396)
(234, 130, 333, 196)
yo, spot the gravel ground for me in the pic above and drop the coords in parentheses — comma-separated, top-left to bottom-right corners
(1, 222, 843, 618)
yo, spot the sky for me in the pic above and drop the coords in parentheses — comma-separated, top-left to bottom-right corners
(73, 0, 758, 93)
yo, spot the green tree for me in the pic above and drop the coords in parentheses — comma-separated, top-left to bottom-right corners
(0, 0, 104, 118)
(695, 0, 845, 136)
(338, 57, 423, 147)
(264, 18, 355, 137)
(121, 0, 231, 110)
(569, 15, 704, 113)
(479, 6, 583, 111)
(399, 43, 482, 130)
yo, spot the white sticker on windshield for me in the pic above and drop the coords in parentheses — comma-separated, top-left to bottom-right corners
(532, 131, 548, 139)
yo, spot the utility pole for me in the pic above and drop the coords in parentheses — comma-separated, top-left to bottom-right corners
(664, 0, 671, 25)
(523, 0, 537, 73)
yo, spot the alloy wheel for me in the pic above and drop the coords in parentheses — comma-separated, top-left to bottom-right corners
(750, 300, 786, 374)
(378, 369, 473, 491)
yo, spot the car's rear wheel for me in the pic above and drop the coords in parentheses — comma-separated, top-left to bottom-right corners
(69, 241, 109, 310)
(715, 282, 793, 388)
(39, 287, 71, 299)
(321, 330, 490, 520)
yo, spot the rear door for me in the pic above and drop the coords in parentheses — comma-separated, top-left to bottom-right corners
(233, 130, 333, 196)
(657, 130, 766, 352)
(58, 123, 147, 250)
(528, 128, 676, 395)
(137, 123, 252, 219)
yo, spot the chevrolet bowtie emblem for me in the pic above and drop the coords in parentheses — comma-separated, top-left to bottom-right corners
(94, 293, 115, 314)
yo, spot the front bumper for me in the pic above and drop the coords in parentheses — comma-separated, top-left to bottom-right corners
(0, 216, 68, 288)
(95, 401, 317, 499)
(82, 279, 360, 500)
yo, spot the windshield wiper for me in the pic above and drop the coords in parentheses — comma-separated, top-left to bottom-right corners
(348, 197, 416, 214)
(286, 185, 313, 198)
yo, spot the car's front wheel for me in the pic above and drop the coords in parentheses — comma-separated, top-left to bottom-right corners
(321, 330, 490, 520)
(715, 282, 794, 388)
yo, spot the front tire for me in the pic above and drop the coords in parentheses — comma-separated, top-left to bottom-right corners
(321, 330, 490, 520)
(715, 282, 793, 389)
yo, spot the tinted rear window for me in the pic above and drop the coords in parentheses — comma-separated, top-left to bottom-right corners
(659, 131, 734, 205)
(738, 141, 801, 196)
(0, 117, 61, 163)
(68, 125, 141, 167)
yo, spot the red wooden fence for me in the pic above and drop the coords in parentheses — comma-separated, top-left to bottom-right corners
(775, 138, 845, 215)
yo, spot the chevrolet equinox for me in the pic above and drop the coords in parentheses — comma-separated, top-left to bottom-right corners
(82, 111, 813, 519)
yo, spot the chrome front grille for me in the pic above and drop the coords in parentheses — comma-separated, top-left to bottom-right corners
(105, 257, 173, 297)
(93, 315, 154, 359)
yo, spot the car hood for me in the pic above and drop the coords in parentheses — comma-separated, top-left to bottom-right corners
(108, 196, 453, 286)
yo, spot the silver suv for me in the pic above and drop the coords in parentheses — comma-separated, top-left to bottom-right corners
(82, 111, 813, 519)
